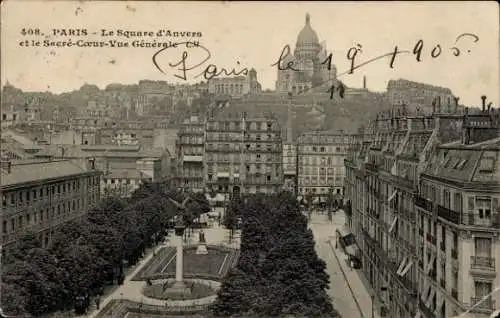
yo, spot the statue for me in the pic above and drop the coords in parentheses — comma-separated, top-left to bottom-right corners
(199, 230, 206, 243)
(196, 229, 208, 255)
(169, 197, 189, 236)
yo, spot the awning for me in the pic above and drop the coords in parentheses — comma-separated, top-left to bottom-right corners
(400, 260, 413, 276)
(425, 288, 436, 308)
(396, 256, 408, 274)
(426, 254, 436, 274)
(345, 246, 357, 257)
(389, 216, 398, 233)
(388, 190, 398, 202)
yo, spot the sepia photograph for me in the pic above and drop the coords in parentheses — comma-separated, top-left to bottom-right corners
(0, 1, 499, 317)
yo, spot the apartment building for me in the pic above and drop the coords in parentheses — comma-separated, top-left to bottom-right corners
(416, 110, 500, 318)
(283, 142, 297, 188)
(1, 159, 101, 248)
(297, 131, 349, 198)
(344, 98, 500, 318)
(175, 116, 205, 192)
(34, 144, 172, 198)
(387, 79, 456, 114)
(204, 112, 283, 196)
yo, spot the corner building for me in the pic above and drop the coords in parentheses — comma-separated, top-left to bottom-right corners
(344, 102, 500, 318)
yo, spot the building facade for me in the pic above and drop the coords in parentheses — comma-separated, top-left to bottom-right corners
(344, 102, 500, 318)
(98, 121, 155, 148)
(1, 159, 101, 248)
(275, 13, 337, 95)
(208, 68, 262, 98)
(204, 112, 283, 196)
(283, 142, 297, 188)
(34, 144, 172, 198)
(297, 131, 349, 198)
(175, 116, 205, 192)
(387, 79, 456, 113)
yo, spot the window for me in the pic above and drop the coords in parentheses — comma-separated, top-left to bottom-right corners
(443, 190, 451, 208)
(474, 237, 491, 258)
(474, 281, 492, 298)
(455, 159, 467, 170)
(454, 193, 462, 213)
(479, 157, 495, 172)
(476, 197, 492, 219)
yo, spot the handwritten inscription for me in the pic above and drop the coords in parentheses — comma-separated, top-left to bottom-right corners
(152, 41, 248, 81)
(151, 32, 479, 99)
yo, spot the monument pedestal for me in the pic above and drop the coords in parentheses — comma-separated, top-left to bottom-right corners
(196, 244, 208, 255)
(164, 281, 192, 298)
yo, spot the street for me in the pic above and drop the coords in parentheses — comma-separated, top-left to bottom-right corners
(309, 210, 380, 318)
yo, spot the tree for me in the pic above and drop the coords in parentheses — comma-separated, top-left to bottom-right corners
(2, 260, 56, 316)
(211, 268, 260, 316)
(4, 231, 42, 264)
(223, 195, 243, 241)
(1, 282, 27, 316)
(213, 192, 340, 317)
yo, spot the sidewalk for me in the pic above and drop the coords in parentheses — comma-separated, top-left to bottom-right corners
(327, 238, 381, 318)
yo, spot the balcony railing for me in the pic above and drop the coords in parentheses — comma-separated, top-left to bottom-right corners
(416, 196, 433, 212)
(471, 297, 495, 311)
(437, 205, 461, 224)
(470, 256, 495, 269)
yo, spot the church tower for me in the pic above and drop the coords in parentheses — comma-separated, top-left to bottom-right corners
(276, 13, 337, 94)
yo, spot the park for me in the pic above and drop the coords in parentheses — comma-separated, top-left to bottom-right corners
(0, 181, 339, 318)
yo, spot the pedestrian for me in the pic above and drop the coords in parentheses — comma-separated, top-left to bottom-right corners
(95, 296, 101, 310)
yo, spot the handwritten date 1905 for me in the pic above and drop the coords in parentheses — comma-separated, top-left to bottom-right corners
(152, 33, 479, 100)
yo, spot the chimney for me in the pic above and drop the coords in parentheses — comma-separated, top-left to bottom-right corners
(481, 95, 487, 112)
(454, 96, 460, 113)
(363, 76, 367, 89)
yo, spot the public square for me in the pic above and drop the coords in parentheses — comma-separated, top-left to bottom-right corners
(79, 210, 378, 318)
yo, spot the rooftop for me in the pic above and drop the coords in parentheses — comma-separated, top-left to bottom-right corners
(424, 139, 500, 183)
(1, 159, 98, 187)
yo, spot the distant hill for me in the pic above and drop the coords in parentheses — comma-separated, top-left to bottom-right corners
(2, 82, 391, 134)
(209, 90, 391, 138)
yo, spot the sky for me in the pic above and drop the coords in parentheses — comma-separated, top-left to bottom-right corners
(1, 1, 498, 107)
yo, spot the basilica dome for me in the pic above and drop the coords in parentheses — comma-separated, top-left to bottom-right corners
(296, 13, 319, 47)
